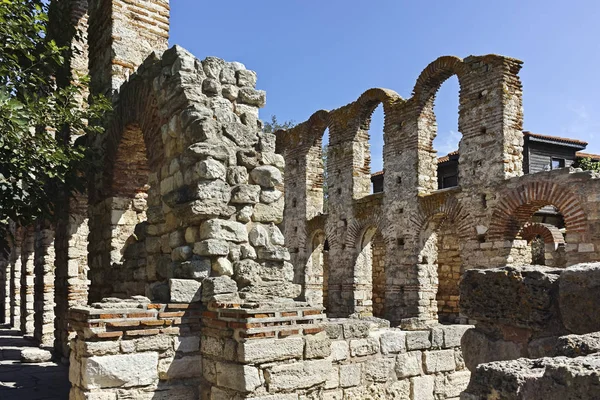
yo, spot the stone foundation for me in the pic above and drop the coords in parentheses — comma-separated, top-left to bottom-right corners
(67, 298, 470, 399)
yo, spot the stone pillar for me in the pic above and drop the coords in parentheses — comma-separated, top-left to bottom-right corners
(9, 230, 22, 330)
(0, 251, 8, 324)
(34, 220, 56, 348)
(54, 194, 90, 361)
(20, 227, 35, 336)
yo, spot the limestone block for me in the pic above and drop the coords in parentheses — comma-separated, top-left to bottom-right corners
(387, 380, 411, 399)
(462, 356, 600, 400)
(223, 122, 258, 148)
(247, 395, 298, 400)
(81, 352, 158, 389)
(201, 276, 237, 302)
(410, 375, 435, 400)
(260, 261, 294, 282)
(135, 335, 172, 352)
(265, 359, 331, 391)
(181, 259, 211, 279)
(233, 259, 261, 287)
(169, 279, 201, 303)
(461, 328, 525, 371)
(342, 321, 370, 339)
(212, 257, 233, 276)
(236, 70, 257, 87)
(200, 219, 248, 243)
(406, 330, 431, 350)
(304, 332, 332, 359)
(325, 365, 339, 389)
(21, 348, 52, 363)
(349, 337, 380, 357)
(268, 225, 285, 246)
(554, 332, 600, 357)
(339, 363, 362, 388)
(202, 56, 225, 79)
(443, 324, 473, 348)
(330, 340, 349, 361)
(250, 165, 283, 188)
(257, 246, 290, 262)
(423, 349, 456, 373)
(194, 239, 229, 256)
(79, 341, 120, 357)
(559, 263, 600, 334)
(434, 370, 470, 398)
(380, 330, 407, 355)
(252, 197, 284, 224)
(231, 184, 261, 204)
(260, 189, 283, 204)
(196, 158, 226, 180)
(158, 355, 202, 380)
(238, 337, 304, 363)
(239, 281, 301, 299)
(222, 84, 239, 101)
(238, 87, 266, 107)
(460, 266, 562, 331)
(365, 358, 394, 382)
(249, 224, 269, 247)
(227, 166, 249, 185)
(395, 351, 423, 378)
(216, 362, 261, 392)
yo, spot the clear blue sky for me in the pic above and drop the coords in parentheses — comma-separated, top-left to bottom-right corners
(170, 1, 600, 173)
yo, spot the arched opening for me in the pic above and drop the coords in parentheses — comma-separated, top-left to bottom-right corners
(368, 104, 385, 194)
(419, 75, 461, 192)
(355, 226, 386, 318)
(90, 123, 153, 301)
(322, 128, 330, 214)
(418, 213, 463, 324)
(431, 76, 461, 190)
(517, 219, 567, 268)
(304, 231, 330, 310)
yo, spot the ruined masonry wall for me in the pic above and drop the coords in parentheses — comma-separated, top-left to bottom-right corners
(68, 298, 470, 400)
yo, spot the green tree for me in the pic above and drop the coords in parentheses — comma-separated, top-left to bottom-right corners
(0, 0, 109, 235)
(577, 157, 600, 172)
(263, 115, 296, 133)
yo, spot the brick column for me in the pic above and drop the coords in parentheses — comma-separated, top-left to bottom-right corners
(34, 220, 56, 347)
(9, 231, 22, 330)
(20, 227, 35, 336)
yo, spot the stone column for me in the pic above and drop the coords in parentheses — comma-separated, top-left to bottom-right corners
(0, 252, 8, 324)
(20, 227, 35, 337)
(9, 230, 22, 330)
(34, 220, 56, 348)
(54, 194, 90, 361)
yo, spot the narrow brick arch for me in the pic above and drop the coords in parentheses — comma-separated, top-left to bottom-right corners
(412, 56, 467, 106)
(410, 193, 473, 239)
(489, 181, 588, 240)
(520, 222, 565, 249)
(352, 88, 403, 130)
(345, 213, 393, 249)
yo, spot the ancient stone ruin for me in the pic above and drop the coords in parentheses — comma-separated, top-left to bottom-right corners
(1, 0, 600, 399)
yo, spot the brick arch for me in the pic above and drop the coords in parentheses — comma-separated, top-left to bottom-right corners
(345, 213, 393, 249)
(412, 56, 467, 106)
(410, 193, 473, 239)
(489, 181, 587, 240)
(100, 56, 166, 201)
(520, 222, 565, 249)
(352, 88, 403, 130)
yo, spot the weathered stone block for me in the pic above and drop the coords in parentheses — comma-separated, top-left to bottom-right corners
(169, 278, 201, 303)
(81, 353, 158, 389)
(411, 374, 435, 400)
(380, 330, 407, 355)
(424, 349, 456, 373)
(158, 355, 202, 380)
(460, 266, 562, 331)
(461, 328, 525, 371)
(265, 359, 331, 391)
(200, 219, 248, 243)
(201, 276, 237, 302)
(304, 332, 332, 359)
(339, 363, 362, 388)
(559, 263, 600, 334)
(194, 239, 229, 256)
(238, 337, 304, 363)
(395, 351, 423, 379)
(365, 358, 394, 382)
(406, 330, 431, 350)
(250, 165, 283, 188)
(216, 362, 261, 392)
(330, 340, 349, 361)
(349, 337, 380, 357)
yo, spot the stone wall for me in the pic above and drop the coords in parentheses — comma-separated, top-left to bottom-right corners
(33, 220, 56, 348)
(67, 297, 471, 400)
(459, 263, 600, 398)
(277, 56, 600, 327)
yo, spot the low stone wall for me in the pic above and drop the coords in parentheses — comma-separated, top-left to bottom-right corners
(68, 297, 471, 399)
(459, 263, 600, 370)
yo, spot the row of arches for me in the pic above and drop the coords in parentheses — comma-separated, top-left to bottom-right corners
(299, 178, 589, 324)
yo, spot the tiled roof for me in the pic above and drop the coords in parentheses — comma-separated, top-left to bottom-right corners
(437, 150, 459, 164)
(524, 131, 588, 146)
(371, 170, 385, 177)
(576, 152, 600, 161)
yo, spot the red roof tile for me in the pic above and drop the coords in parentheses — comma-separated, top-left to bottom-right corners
(524, 131, 588, 146)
